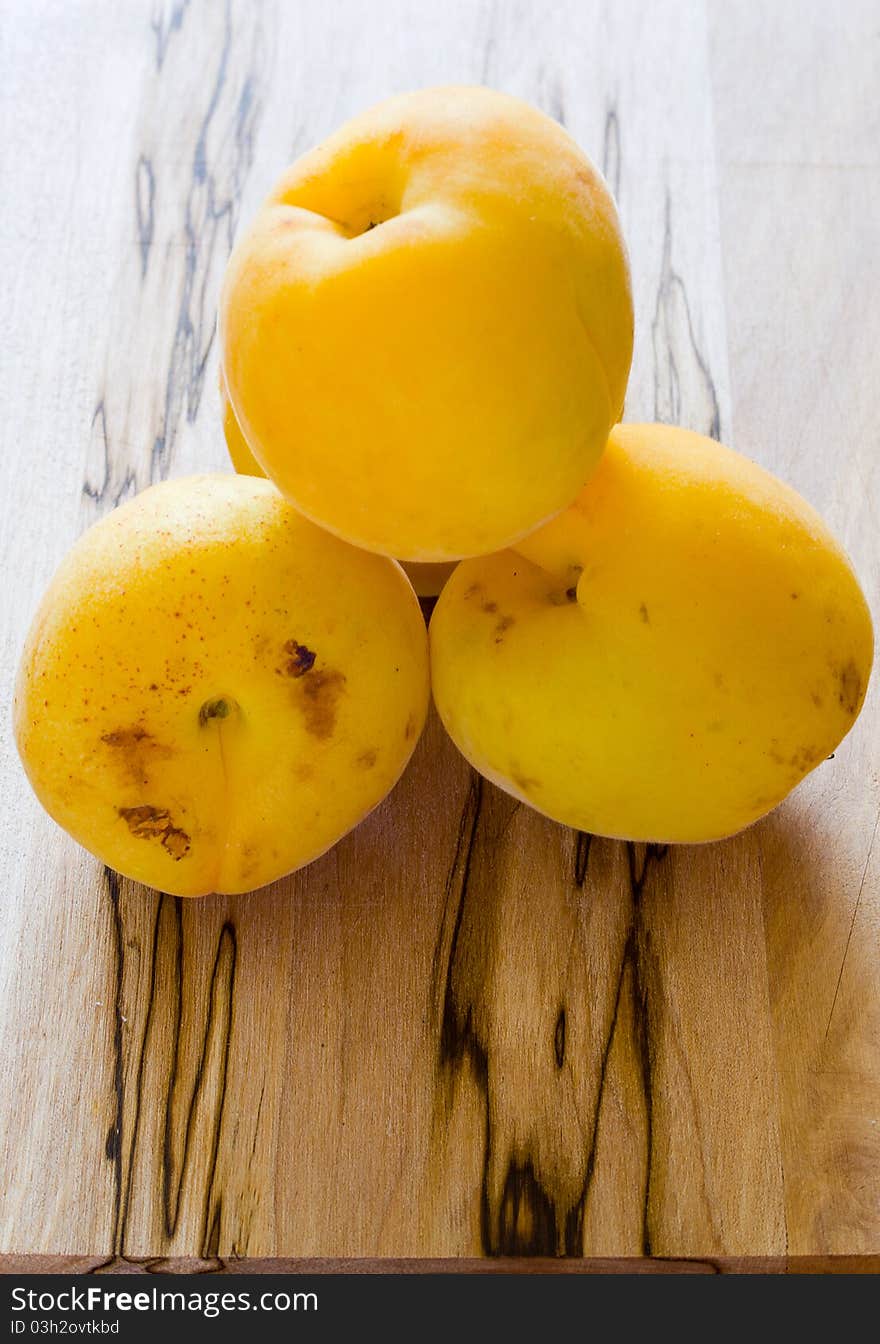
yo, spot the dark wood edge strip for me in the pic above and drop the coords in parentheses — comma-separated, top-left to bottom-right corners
(0, 1256, 878, 1275)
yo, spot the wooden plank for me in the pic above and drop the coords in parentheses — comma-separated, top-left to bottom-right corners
(0, 0, 875, 1261)
(708, 0, 880, 1256)
(2, 1253, 879, 1275)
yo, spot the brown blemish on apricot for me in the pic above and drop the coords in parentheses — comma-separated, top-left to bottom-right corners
(481, 599, 498, 614)
(357, 749, 378, 769)
(238, 845, 259, 883)
(102, 726, 152, 750)
(464, 582, 482, 600)
(837, 659, 862, 715)
(512, 772, 539, 793)
(639, 603, 650, 623)
(494, 615, 515, 643)
(296, 667, 347, 739)
(294, 762, 314, 782)
(790, 745, 820, 773)
(101, 726, 172, 783)
(282, 639, 317, 678)
(404, 713, 417, 741)
(118, 805, 191, 860)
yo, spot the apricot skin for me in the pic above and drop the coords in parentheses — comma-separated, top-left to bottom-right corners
(14, 475, 429, 896)
(220, 85, 632, 561)
(220, 370, 455, 598)
(429, 424, 874, 843)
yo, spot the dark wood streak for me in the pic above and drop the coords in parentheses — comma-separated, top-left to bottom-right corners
(432, 773, 493, 1253)
(602, 107, 621, 200)
(434, 779, 672, 1256)
(151, 0, 192, 71)
(497, 1160, 558, 1256)
(150, 0, 263, 482)
(135, 155, 155, 278)
(83, 402, 138, 510)
(652, 191, 721, 440)
(161, 910, 237, 1249)
(104, 868, 125, 1237)
(559, 842, 668, 1256)
(110, 890, 165, 1254)
(104, 878, 237, 1257)
(84, 0, 265, 512)
(434, 772, 543, 1254)
(573, 832, 592, 887)
(430, 771, 484, 1013)
(553, 1007, 566, 1068)
(198, 925, 237, 1257)
(625, 842, 668, 1255)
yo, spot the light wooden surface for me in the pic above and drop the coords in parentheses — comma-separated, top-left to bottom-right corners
(0, 0, 877, 1263)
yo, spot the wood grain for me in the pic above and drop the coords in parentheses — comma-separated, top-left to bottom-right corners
(0, 0, 877, 1263)
(3, 1254, 880, 1275)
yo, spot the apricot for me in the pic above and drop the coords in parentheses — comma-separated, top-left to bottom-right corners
(219, 369, 455, 597)
(15, 475, 429, 896)
(429, 424, 873, 843)
(221, 365, 263, 478)
(220, 85, 632, 561)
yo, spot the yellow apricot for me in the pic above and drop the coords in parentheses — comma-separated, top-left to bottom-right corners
(220, 85, 632, 561)
(219, 368, 455, 597)
(430, 424, 873, 843)
(220, 364, 263, 477)
(15, 475, 429, 895)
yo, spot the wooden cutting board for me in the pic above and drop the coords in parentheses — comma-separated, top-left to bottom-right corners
(1, 0, 877, 1270)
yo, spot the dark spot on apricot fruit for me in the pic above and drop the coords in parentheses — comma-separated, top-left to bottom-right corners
(283, 639, 317, 677)
(297, 667, 346, 739)
(639, 603, 650, 623)
(118, 805, 190, 860)
(357, 748, 378, 769)
(481, 600, 498, 614)
(101, 726, 172, 782)
(789, 745, 820, 773)
(102, 726, 152, 749)
(837, 659, 861, 715)
(404, 714, 417, 741)
(494, 615, 515, 643)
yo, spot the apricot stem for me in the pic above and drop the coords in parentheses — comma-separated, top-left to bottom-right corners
(199, 697, 236, 726)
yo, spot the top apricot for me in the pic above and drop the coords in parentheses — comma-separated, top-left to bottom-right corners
(220, 85, 632, 561)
